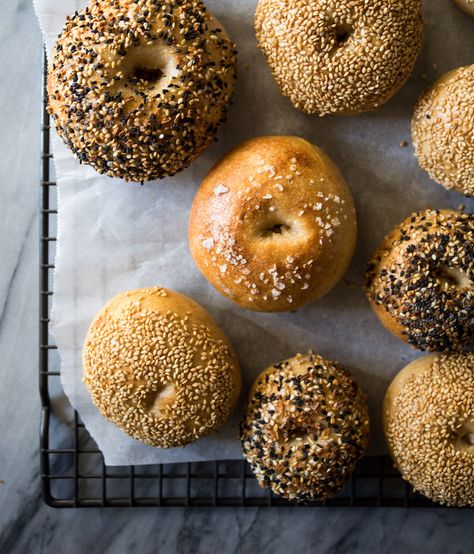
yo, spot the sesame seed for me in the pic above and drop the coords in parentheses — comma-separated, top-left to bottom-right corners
(255, 0, 423, 115)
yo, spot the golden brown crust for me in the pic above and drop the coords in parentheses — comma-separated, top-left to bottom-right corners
(240, 352, 370, 503)
(83, 287, 241, 447)
(384, 353, 474, 507)
(47, 0, 237, 182)
(412, 65, 474, 196)
(365, 209, 474, 351)
(453, 0, 474, 17)
(255, 0, 423, 115)
(189, 136, 357, 312)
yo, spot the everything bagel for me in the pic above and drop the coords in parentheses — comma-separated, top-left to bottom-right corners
(48, 0, 237, 182)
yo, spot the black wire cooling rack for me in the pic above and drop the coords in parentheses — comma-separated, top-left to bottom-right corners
(40, 53, 439, 509)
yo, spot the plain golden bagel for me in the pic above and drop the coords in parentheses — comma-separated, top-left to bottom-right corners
(384, 353, 474, 507)
(189, 136, 357, 312)
(255, 0, 423, 115)
(48, 0, 237, 182)
(366, 209, 474, 352)
(412, 65, 474, 196)
(453, 0, 474, 17)
(83, 287, 241, 447)
(240, 352, 370, 503)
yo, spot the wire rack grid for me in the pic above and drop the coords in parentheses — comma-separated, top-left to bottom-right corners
(39, 52, 440, 509)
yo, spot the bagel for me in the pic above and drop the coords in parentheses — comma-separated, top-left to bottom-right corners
(365, 209, 474, 352)
(412, 65, 474, 197)
(83, 287, 241, 447)
(255, 0, 423, 115)
(453, 0, 474, 17)
(48, 0, 237, 182)
(384, 352, 474, 507)
(240, 352, 370, 503)
(189, 136, 357, 312)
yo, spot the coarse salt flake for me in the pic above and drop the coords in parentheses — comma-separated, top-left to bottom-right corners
(214, 184, 229, 196)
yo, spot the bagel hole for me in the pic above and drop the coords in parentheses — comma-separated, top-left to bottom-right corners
(130, 65, 164, 84)
(279, 425, 307, 442)
(144, 382, 175, 416)
(452, 421, 474, 450)
(435, 266, 473, 289)
(269, 223, 288, 235)
(118, 43, 180, 96)
(259, 218, 292, 239)
(461, 432, 474, 446)
(334, 23, 353, 46)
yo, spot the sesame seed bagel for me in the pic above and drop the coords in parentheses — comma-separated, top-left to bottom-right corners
(189, 136, 357, 312)
(412, 65, 474, 196)
(254, 0, 423, 115)
(384, 353, 474, 507)
(240, 352, 370, 503)
(47, 0, 237, 182)
(366, 209, 474, 352)
(83, 287, 241, 447)
(453, 0, 474, 17)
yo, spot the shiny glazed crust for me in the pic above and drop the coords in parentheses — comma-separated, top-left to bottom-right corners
(189, 136, 357, 312)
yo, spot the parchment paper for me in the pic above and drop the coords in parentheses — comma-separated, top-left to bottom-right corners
(33, 0, 474, 465)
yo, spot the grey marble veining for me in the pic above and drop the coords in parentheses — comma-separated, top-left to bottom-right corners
(0, 0, 472, 552)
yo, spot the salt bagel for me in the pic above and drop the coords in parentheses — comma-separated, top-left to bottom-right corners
(48, 0, 237, 182)
(189, 136, 357, 312)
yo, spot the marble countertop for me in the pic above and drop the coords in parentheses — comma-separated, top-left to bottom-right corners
(0, 1, 472, 552)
